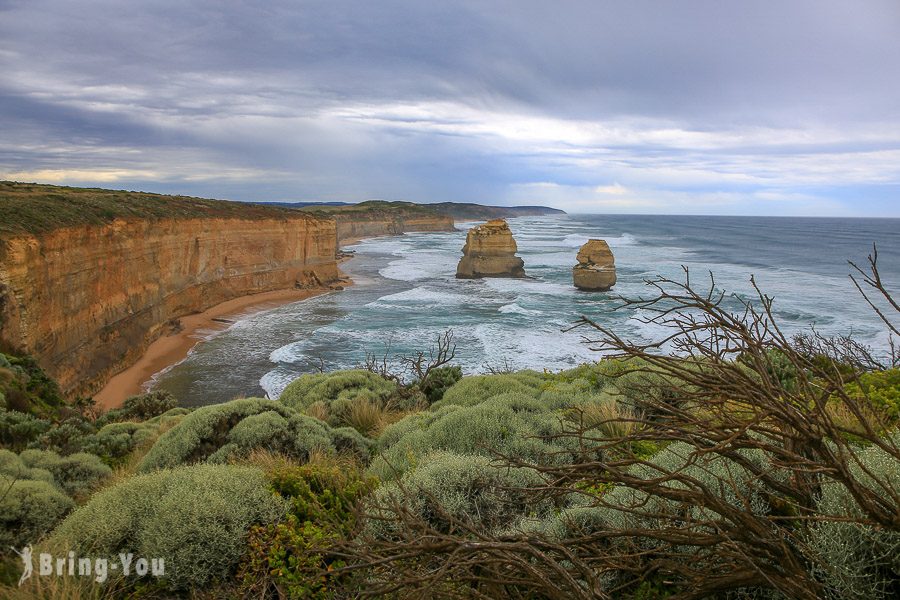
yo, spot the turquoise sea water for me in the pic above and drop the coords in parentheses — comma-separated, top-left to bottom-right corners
(151, 214, 900, 407)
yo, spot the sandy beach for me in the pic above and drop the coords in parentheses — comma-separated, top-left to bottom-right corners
(93, 286, 339, 410)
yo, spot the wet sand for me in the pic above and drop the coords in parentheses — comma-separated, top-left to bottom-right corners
(93, 286, 338, 410)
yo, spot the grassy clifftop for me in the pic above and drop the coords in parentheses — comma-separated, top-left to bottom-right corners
(0, 181, 326, 237)
(296, 200, 445, 219)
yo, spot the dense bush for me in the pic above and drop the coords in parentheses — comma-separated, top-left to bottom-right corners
(240, 463, 375, 598)
(279, 370, 406, 430)
(138, 398, 371, 472)
(0, 448, 111, 497)
(368, 452, 552, 538)
(29, 418, 96, 455)
(806, 433, 900, 599)
(0, 408, 51, 451)
(49, 464, 288, 590)
(535, 442, 788, 543)
(841, 368, 900, 422)
(368, 393, 585, 481)
(419, 365, 463, 404)
(0, 448, 54, 483)
(0, 353, 64, 415)
(18, 449, 111, 497)
(79, 420, 159, 463)
(1, 476, 74, 548)
(432, 371, 546, 409)
(96, 390, 179, 425)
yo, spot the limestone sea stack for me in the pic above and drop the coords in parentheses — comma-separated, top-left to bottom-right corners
(573, 239, 616, 291)
(456, 219, 526, 279)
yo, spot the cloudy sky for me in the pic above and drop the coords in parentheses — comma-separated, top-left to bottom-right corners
(1, 1, 899, 215)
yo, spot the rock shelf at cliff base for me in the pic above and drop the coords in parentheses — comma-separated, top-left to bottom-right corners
(573, 239, 616, 291)
(456, 219, 526, 279)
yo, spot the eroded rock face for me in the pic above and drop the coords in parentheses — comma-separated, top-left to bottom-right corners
(0, 216, 339, 397)
(573, 239, 616, 291)
(456, 219, 526, 279)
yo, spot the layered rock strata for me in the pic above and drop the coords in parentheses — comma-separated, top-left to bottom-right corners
(573, 239, 616, 291)
(335, 214, 454, 245)
(456, 219, 526, 279)
(0, 216, 339, 397)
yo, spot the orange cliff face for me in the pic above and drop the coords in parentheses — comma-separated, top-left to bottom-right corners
(335, 214, 455, 245)
(0, 215, 339, 398)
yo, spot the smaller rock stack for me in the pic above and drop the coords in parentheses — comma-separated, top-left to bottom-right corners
(456, 219, 526, 279)
(573, 239, 616, 291)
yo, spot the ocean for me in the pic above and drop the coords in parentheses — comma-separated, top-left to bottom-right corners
(151, 214, 900, 407)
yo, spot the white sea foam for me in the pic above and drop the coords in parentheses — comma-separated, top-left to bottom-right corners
(152, 213, 900, 407)
(368, 286, 475, 309)
(498, 303, 543, 316)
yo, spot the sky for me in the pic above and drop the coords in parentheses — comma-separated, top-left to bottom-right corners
(1, 1, 899, 216)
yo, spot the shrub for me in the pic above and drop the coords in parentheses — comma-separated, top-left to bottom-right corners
(0, 353, 64, 415)
(239, 463, 376, 598)
(80, 421, 158, 463)
(841, 369, 900, 422)
(806, 433, 900, 599)
(367, 452, 552, 539)
(280, 369, 398, 410)
(279, 370, 405, 432)
(368, 393, 585, 481)
(29, 419, 94, 455)
(1, 476, 75, 548)
(419, 365, 463, 404)
(432, 371, 546, 409)
(138, 398, 371, 472)
(0, 409, 51, 451)
(0, 448, 53, 484)
(19, 449, 112, 497)
(48, 464, 289, 590)
(96, 390, 178, 425)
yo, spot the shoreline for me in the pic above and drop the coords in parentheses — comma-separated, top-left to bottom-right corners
(93, 285, 342, 410)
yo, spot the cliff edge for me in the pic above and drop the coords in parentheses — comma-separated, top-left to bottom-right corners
(0, 182, 340, 398)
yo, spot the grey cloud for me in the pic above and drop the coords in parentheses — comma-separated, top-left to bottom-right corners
(1, 1, 898, 213)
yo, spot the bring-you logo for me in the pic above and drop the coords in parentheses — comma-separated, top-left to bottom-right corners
(12, 545, 164, 585)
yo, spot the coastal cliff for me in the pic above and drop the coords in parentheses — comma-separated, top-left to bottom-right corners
(300, 200, 456, 246)
(335, 214, 453, 243)
(0, 182, 339, 398)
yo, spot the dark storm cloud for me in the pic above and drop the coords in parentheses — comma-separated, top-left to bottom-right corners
(1, 0, 899, 213)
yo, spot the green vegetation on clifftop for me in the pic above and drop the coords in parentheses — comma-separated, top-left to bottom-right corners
(0, 181, 327, 237)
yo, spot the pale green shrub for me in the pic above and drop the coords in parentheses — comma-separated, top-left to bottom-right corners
(368, 393, 583, 481)
(96, 390, 179, 425)
(19, 449, 112, 497)
(279, 369, 414, 434)
(0, 408, 52, 450)
(806, 434, 900, 599)
(280, 369, 398, 409)
(138, 398, 371, 472)
(1, 475, 75, 548)
(533, 442, 787, 545)
(80, 421, 160, 463)
(375, 405, 463, 452)
(432, 371, 546, 409)
(0, 448, 111, 497)
(0, 448, 54, 483)
(49, 464, 288, 590)
(368, 452, 552, 537)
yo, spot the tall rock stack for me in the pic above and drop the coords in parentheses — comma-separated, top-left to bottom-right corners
(456, 219, 526, 279)
(573, 239, 616, 291)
